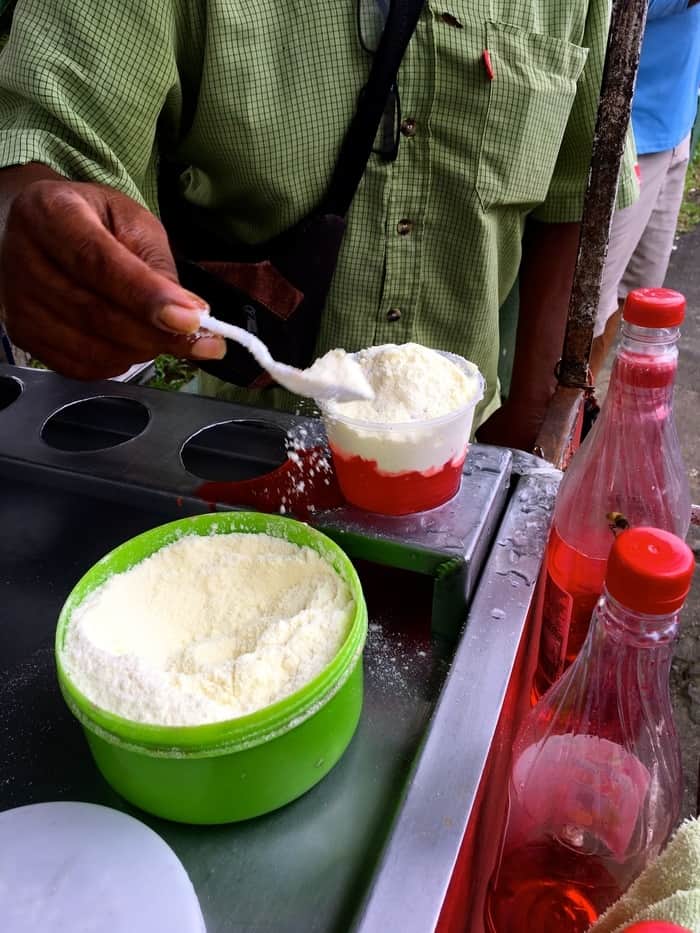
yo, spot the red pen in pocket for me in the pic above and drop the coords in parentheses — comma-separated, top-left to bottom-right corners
(483, 49, 495, 80)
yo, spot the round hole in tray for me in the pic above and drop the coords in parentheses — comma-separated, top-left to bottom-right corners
(41, 397, 150, 452)
(181, 420, 288, 481)
(0, 376, 22, 411)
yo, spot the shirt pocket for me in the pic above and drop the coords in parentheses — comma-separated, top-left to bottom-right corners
(475, 21, 588, 211)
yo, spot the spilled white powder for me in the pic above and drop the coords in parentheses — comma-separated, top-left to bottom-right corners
(324, 343, 481, 423)
(62, 533, 354, 726)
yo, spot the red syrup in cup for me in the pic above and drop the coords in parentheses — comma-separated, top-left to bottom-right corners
(322, 349, 484, 516)
(329, 445, 466, 515)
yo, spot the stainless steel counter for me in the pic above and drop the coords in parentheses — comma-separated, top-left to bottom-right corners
(0, 365, 558, 932)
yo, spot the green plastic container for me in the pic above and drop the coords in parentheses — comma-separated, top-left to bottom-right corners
(55, 512, 367, 824)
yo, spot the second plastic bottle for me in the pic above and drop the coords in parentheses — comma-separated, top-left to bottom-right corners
(486, 526, 695, 933)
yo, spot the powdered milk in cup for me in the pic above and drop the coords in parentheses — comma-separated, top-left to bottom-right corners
(321, 344, 484, 515)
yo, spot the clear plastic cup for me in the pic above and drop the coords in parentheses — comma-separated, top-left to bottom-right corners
(320, 351, 484, 515)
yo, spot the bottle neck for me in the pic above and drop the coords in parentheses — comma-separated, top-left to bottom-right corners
(596, 590, 679, 648)
(609, 323, 680, 394)
(620, 321, 680, 350)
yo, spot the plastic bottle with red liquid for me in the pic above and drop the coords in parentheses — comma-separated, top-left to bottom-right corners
(532, 288, 691, 701)
(485, 526, 694, 933)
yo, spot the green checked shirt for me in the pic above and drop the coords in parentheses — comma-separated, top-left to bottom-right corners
(0, 0, 637, 420)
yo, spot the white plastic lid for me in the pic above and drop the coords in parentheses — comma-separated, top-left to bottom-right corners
(0, 802, 206, 932)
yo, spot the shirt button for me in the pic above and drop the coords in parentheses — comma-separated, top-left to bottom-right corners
(400, 117, 417, 138)
(386, 308, 402, 322)
(440, 12, 463, 28)
(397, 218, 414, 236)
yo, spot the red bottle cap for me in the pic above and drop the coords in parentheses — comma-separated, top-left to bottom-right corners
(623, 924, 692, 932)
(606, 527, 695, 615)
(623, 288, 686, 328)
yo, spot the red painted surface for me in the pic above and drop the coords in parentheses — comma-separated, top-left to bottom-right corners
(437, 591, 545, 933)
(196, 446, 344, 518)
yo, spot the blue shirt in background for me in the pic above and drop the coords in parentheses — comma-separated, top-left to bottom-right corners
(633, 0, 700, 154)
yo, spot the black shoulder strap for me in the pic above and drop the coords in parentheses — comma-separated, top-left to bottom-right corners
(320, 0, 425, 217)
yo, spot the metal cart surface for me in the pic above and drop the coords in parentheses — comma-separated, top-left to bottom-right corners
(0, 366, 559, 932)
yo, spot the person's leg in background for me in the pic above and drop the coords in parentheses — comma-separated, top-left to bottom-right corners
(591, 149, 670, 380)
(589, 302, 623, 380)
(619, 134, 691, 301)
(591, 135, 691, 381)
(496, 279, 519, 402)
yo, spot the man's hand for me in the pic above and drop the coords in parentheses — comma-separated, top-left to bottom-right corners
(0, 166, 225, 380)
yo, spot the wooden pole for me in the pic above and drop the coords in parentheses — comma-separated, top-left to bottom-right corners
(535, 0, 648, 467)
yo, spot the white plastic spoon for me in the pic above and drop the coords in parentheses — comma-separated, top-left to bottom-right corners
(198, 311, 374, 402)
